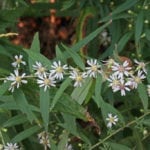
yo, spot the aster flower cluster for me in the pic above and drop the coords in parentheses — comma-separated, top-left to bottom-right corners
(38, 131, 51, 148)
(3, 143, 20, 150)
(3, 55, 149, 96)
(106, 59, 147, 96)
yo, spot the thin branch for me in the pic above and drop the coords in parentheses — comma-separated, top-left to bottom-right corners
(90, 111, 150, 150)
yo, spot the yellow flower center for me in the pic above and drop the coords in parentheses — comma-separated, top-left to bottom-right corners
(76, 75, 82, 82)
(109, 117, 115, 123)
(56, 67, 63, 73)
(112, 80, 119, 86)
(91, 65, 97, 71)
(44, 79, 50, 85)
(16, 58, 22, 64)
(134, 77, 141, 83)
(15, 76, 21, 83)
(38, 67, 46, 73)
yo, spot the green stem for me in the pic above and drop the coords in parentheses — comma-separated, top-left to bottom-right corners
(89, 111, 150, 150)
(0, 130, 5, 145)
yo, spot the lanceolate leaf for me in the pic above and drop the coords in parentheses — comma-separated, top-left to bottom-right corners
(135, 11, 144, 44)
(13, 89, 37, 122)
(30, 32, 40, 53)
(40, 88, 50, 131)
(94, 75, 103, 108)
(3, 114, 27, 128)
(11, 125, 41, 143)
(71, 78, 93, 105)
(54, 94, 86, 121)
(50, 78, 71, 111)
(137, 83, 148, 110)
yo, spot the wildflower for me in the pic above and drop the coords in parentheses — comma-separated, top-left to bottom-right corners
(50, 61, 68, 80)
(37, 74, 56, 91)
(12, 55, 26, 68)
(147, 85, 150, 97)
(38, 131, 50, 148)
(4, 143, 19, 150)
(100, 31, 111, 46)
(106, 113, 118, 128)
(103, 58, 115, 68)
(128, 71, 146, 89)
(107, 74, 120, 90)
(111, 61, 132, 79)
(134, 59, 147, 74)
(86, 59, 101, 78)
(65, 143, 73, 150)
(6, 69, 27, 92)
(69, 71, 87, 87)
(33, 61, 47, 76)
(115, 79, 130, 96)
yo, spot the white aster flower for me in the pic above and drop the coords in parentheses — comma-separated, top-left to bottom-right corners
(69, 70, 87, 87)
(100, 31, 111, 46)
(4, 143, 19, 150)
(86, 59, 101, 78)
(65, 143, 73, 150)
(147, 85, 150, 97)
(111, 61, 132, 79)
(37, 74, 56, 91)
(106, 113, 118, 128)
(134, 59, 147, 74)
(11, 55, 26, 68)
(33, 61, 47, 76)
(6, 69, 27, 92)
(128, 71, 146, 89)
(115, 79, 130, 96)
(38, 131, 50, 148)
(50, 61, 68, 80)
(103, 58, 115, 68)
(107, 74, 120, 90)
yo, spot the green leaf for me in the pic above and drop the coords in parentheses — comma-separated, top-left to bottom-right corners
(11, 125, 41, 143)
(145, 29, 150, 41)
(30, 32, 40, 53)
(117, 32, 133, 53)
(13, 89, 37, 122)
(109, 142, 131, 150)
(25, 50, 51, 72)
(61, 0, 75, 11)
(40, 88, 50, 131)
(54, 94, 86, 121)
(71, 78, 93, 104)
(50, 78, 71, 111)
(137, 83, 148, 110)
(135, 11, 144, 44)
(0, 82, 10, 96)
(57, 130, 69, 150)
(71, 21, 111, 52)
(60, 113, 90, 144)
(3, 114, 27, 128)
(101, 101, 124, 125)
(62, 44, 85, 70)
(100, 0, 139, 22)
(94, 75, 103, 108)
